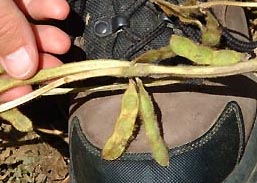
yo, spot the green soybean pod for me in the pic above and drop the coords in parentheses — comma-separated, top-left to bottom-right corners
(102, 79, 139, 160)
(170, 35, 213, 64)
(170, 35, 243, 66)
(212, 49, 243, 66)
(137, 78, 169, 166)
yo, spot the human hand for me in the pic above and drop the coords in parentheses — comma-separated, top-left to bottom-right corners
(0, 0, 71, 102)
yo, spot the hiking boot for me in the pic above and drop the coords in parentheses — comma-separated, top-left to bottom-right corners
(66, 0, 257, 182)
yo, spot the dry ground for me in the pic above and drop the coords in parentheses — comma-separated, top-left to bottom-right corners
(0, 96, 70, 183)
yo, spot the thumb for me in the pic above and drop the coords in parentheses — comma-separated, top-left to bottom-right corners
(0, 1, 38, 79)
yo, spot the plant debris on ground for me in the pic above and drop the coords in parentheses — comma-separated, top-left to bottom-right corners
(0, 96, 69, 183)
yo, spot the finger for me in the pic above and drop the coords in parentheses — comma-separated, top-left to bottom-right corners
(38, 53, 63, 69)
(0, 1, 38, 79)
(38, 53, 63, 84)
(32, 25, 71, 54)
(15, 0, 70, 20)
(0, 83, 32, 103)
(0, 53, 63, 102)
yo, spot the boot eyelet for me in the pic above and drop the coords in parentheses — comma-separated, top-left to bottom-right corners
(94, 20, 111, 37)
(94, 16, 129, 38)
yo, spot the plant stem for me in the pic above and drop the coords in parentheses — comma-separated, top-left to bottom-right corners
(1, 58, 257, 112)
(0, 60, 130, 93)
(151, 0, 257, 10)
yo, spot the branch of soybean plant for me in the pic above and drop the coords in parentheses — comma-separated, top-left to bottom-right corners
(41, 84, 129, 96)
(0, 32, 252, 95)
(151, 0, 257, 10)
(125, 58, 257, 78)
(1, 59, 257, 112)
(43, 77, 184, 96)
(0, 60, 130, 93)
(181, 1, 257, 9)
(0, 67, 181, 112)
(0, 67, 129, 113)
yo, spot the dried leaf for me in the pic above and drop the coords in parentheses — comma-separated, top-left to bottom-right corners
(0, 108, 33, 132)
(170, 35, 244, 66)
(102, 79, 139, 160)
(137, 78, 169, 166)
(151, 0, 203, 30)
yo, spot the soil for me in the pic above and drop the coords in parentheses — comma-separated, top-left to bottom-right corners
(0, 96, 70, 183)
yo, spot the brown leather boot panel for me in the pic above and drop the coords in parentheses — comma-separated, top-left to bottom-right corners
(212, 5, 249, 41)
(70, 85, 256, 153)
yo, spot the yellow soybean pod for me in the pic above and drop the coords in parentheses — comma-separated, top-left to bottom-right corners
(102, 79, 139, 160)
(137, 78, 169, 166)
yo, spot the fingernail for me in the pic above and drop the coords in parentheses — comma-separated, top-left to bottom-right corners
(1, 47, 33, 79)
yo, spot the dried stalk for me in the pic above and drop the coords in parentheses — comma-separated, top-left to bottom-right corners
(0, 60, 130, 93)
(151, 0, 257, 10)
(42, 79, 183, 96)
(1, 59, 257, 112)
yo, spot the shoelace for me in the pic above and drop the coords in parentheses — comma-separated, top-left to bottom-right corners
(222, 27, 257, 52)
